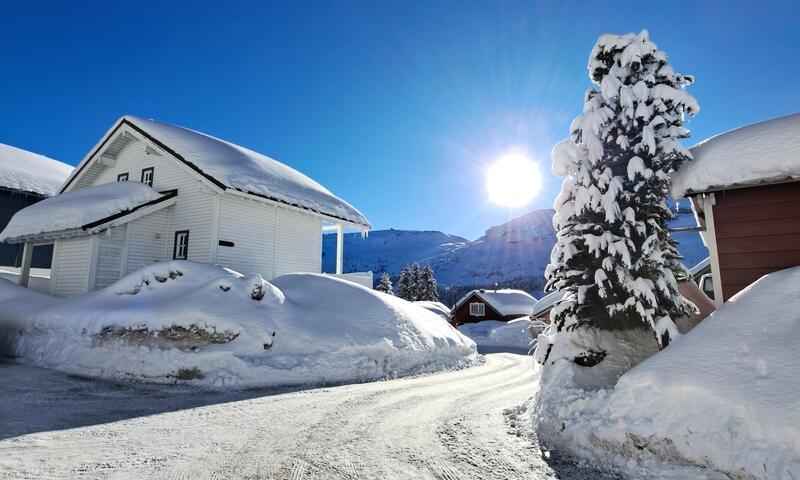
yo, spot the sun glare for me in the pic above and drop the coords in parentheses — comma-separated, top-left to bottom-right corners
(486, 153, 542, 208)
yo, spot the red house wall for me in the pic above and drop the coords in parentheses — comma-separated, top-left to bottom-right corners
(711, 182, 800, 300)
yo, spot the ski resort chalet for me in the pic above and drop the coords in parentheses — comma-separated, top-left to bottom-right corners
(0, 144, 73, 288)
(0, 116, 371, 297)
(450, 288, 537, 326)
(672, 112, 800, 304)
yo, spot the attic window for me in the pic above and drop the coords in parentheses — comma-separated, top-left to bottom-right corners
(469, 302, 485, 317)
(141, 167, 154, 187)
(117, 172, 129, 182)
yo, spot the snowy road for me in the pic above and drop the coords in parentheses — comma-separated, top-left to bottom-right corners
(0, 353, 600, 479)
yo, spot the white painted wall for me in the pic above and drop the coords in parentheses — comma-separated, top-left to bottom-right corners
(124, 207, 170, 275)
(274, 206, 322, 277)
(51, 237, 91, 297)
(216, 193, 276, 277)
(90, 138, 218, 264)
(93, 225, 127, 290)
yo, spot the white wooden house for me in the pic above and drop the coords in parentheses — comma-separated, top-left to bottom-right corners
(0, 116, 371, 296)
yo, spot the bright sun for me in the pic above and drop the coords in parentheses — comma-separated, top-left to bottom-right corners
(486, 153, 542, 207)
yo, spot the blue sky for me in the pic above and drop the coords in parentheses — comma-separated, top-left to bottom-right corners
(1, 1, 798, 239)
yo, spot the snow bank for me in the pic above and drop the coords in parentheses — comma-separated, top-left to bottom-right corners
(0, 143, 73, 197)
(0, 262, 477, 388)
(533, 267, 800, 478)
(672, 112, 800, 198)
(0, 182, 163, 241)
(458, 318, 544, 351)
(414, 300, 451, 321)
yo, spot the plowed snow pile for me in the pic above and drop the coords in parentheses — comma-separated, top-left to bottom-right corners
(534, 267, 800, 479)
(0, 261, 477, 388)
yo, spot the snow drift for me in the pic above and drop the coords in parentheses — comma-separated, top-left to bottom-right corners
(534, 267, 800, 479)
(0, 261, 477, 388)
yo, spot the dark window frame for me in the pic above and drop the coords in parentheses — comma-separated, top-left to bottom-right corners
(173, 230, 189, 260)
(141, 167, 154, 187)
(117, 172, 129, 182)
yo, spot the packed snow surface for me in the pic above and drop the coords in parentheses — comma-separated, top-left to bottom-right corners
(0, 181, 163, 241)
(0, 261, 476, 387)
(534, 266, 800, 479)
(457, 318, 543, 352)
(672, 112, 800, 198)
(96, 116, 369, 227)
(0, 143, 73, 197)
(456, 289, 538, 316)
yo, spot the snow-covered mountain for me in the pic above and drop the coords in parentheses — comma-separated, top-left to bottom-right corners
(323, 208, 708, 300)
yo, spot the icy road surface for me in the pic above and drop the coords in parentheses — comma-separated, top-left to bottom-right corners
(0, 353, 602, 479)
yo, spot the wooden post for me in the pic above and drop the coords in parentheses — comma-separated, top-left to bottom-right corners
(19, 242, 32, 288)
(703, 193, 724, 306)
(336, 224, 344, 275)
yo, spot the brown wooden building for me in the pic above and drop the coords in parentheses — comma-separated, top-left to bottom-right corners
(450, 289, 537, 326)
(672, 113, 800, 304)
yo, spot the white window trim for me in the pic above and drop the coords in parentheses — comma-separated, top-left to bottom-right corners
(469, 302, 485, 317)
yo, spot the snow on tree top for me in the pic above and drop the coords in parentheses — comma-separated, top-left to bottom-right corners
(115, 116, 369, 227)
(672, 113, 800, 198)
(0, 181, 164, 242)
(0, 143, 73, 197)
(455, 289, 538, 317)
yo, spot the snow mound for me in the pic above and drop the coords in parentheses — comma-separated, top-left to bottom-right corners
(414, 301, 451, 321)
(534, 267, 800, 478)
(458, 318, 543, 352)
(0, 182, 163, 242)
(672, 112, 800, 198)
(0, 143, 73, 197)
(0, 262, 476, 388)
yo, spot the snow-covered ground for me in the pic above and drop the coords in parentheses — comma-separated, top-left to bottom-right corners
(458, 318, 544, 353)
(0, 261, 476, 388)
(0, 353, 608, 480)
(533, 267, 800, 479)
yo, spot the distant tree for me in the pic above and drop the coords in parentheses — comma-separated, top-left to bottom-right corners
(396, 264, 413, 300)
(409, 263, 421, 301)
(375, 271, 394, 295)
(418, 265, 439, 302)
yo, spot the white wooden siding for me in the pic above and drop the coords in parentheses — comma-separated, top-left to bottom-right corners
(93, 225, 127, 290)
(52, 237, 91, 297)
(125, 207, 170, 274)
(216, 193, 276, 277)
(83, 137, 217, 263)
(274, 206, 322, 277)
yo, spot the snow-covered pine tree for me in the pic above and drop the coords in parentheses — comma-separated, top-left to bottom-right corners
(418, 265, 439, 302)
(396, 264, 412, 300)
(375, 271, 394, 295)
(409, 263, 421, 302)
(541, 30, 698, 365)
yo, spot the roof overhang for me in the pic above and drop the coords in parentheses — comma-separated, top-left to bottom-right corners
(1, 189, 177, 244)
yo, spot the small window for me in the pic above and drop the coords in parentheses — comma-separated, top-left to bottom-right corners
(117, 172, 129, 182)
(469, 302, 485, 317)
(173, 230, 189, 260)
(141, 167, 154, 187)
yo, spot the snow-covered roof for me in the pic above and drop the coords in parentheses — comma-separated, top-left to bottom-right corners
(455, 289, 538, 317)
(62, 116, 370, 228)
(0, 182, 175, 242)
(689, 257, 711, 277)
(0, 143, 73, 197)
(530, 290, 570, 318)
(672, 113, 800, 198)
